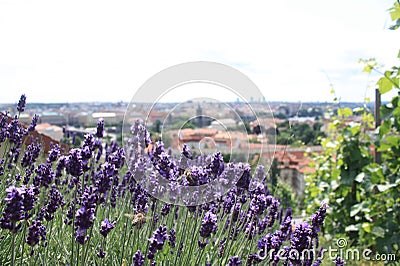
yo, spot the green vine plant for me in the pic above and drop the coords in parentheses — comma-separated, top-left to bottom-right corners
(304, 1, 400, 259)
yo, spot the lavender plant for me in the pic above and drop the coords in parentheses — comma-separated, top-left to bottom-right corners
(0, 95, 330, 265)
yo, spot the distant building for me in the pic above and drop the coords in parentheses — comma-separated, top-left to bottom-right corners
(209, 118, 237, 131)
(92, 112, 123, 125)
(39, 111, 67, 125)
(71, 111, 124, 126)
(263, 146, 322, 197)
(19, 113, 32, 124)
(36, 123, 64, 141)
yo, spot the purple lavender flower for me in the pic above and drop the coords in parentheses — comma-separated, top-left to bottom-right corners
(34, 163, 54, 188)
(208, 152, 224, 177)
(28, 114, 39, 132)
(334, 257, 346, 266)
(21, 142, 41, 168)
(137, 124, 151, 147)
(55, 156, 66, 178)
(280, 208, 293, 238)
(236, 163, 251, 190)
(267, 197, 280, 227)
(223, 191, 236, 214)
(75, 186, 98, 244)
(95, 171, 111, 200)
(17, 94, 27, 112)
(132, 250, 145, 266)
(103, 161, 116, 178)
(66, 148, 84, 177)
(148, 225, 168, 259)
(227, 256, 242, 266)
(7, 116, 25, 144)
(47, 144, 60, 164)
(0, 114, 8, 143)
(310, 202, 328, 233)
(43, 186, 64, 221)
(168, 228, 176, 248)
(287, 222, 313, 264)
(23, 185, 38, 218)
(257, 231, 284, 260)
(198, 239, 209, 249)
(200, 210, 218, 238)
(26, 220, 46, 247)
(83, 133, 95, 150)
(181, 144, 193, 159)
(10, 145, 22, 165)
(133, 188, 149, 214)
(0, 186, 25, 232)
(161, 203, 171, 216)
(312, 258, 322, 266)
(247, 254, 262, 265)
(249, 194, 268, 216)
(107, 147, 126, 169)
(96, 118, 105, 138)
(100, 218, 116, 238)
(65, 202, 75, 226)
(97, 248, 106, 258)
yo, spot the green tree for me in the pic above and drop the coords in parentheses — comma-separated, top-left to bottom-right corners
(151, 119, 162, 133)
(269, 158, 280, 193)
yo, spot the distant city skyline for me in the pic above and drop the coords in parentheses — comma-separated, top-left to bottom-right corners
(0, 0, 398, 104)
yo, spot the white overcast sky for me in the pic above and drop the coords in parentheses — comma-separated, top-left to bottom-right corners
(0, 0, 399, 104)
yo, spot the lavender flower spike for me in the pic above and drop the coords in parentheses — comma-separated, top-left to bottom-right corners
(200, 210, 218, 238)
(100, 218, 116, 238)
(17, 94, 27, 112)
(334, 257, 346, 266)
(132, 250, 145, 266)
(0, 186, 26, 233)
(96, 118, 105, 138)
(227, 256, 242, 266)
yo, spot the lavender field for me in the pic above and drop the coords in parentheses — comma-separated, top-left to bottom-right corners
(0, 95, 331, 265)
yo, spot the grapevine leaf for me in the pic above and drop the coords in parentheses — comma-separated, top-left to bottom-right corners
(389, 2, 400, 21)
(377, 76, 393, 94)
